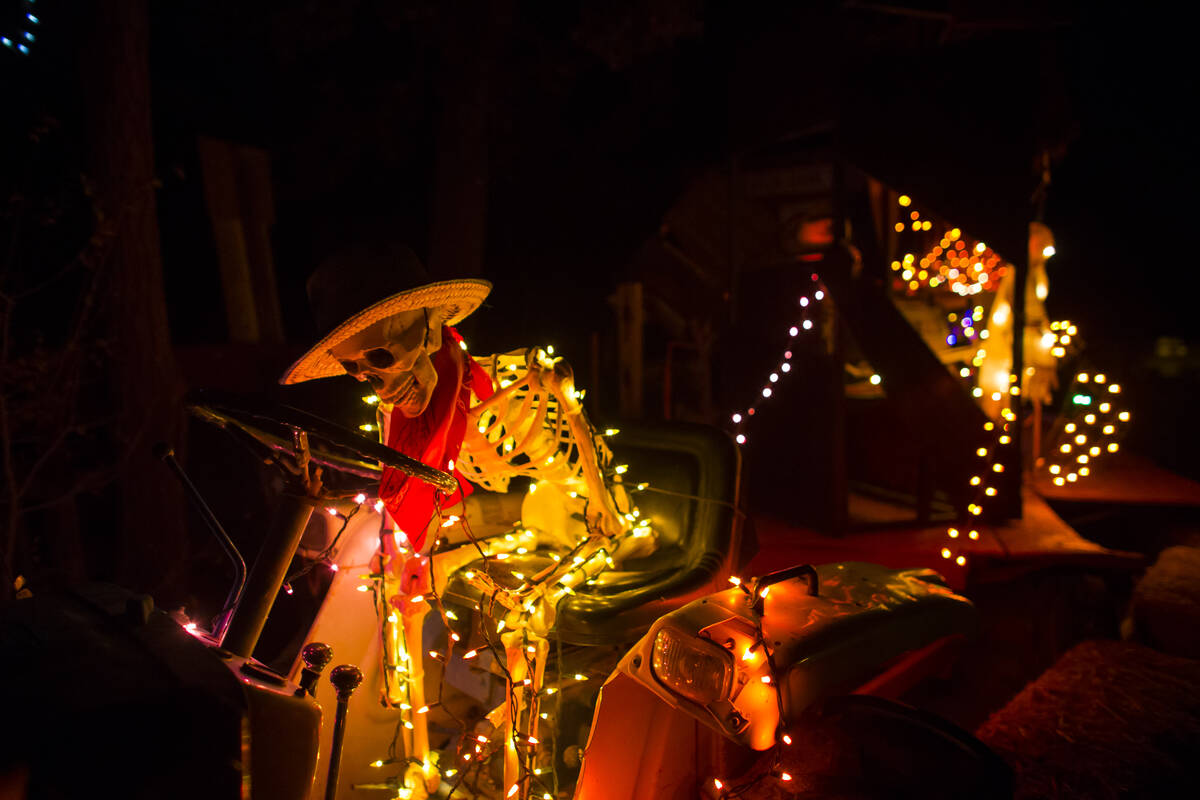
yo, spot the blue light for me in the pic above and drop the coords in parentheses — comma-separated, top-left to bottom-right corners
(28, 14, 40, 25)
(17, 43, 29, 54)
(946, 334, 957, 346)
(25, 32, 35, 41)
(1, 37, 11, 48)
(1072, 394, 1093, 406)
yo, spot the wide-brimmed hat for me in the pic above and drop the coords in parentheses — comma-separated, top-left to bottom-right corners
(280, 241, 491, 384)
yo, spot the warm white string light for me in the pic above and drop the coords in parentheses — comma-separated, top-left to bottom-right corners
(730, 272, 826, 446)
(1041, 370, 1130, 486)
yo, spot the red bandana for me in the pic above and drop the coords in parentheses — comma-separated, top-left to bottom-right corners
(378, 326, 493, 553)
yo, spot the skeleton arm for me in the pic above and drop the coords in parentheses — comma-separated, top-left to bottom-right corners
(453, 347, 657, 563)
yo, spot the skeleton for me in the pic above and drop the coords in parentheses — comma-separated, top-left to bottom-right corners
(328, 310, 655, 799)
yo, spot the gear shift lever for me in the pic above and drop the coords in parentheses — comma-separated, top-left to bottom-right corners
(324, 664, 364, 800)
(298, 642, 334, 697)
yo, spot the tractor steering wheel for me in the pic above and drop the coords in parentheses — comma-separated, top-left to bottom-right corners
(186, 389, 458, 494)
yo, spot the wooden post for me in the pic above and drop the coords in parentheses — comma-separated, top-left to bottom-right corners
(1004, 228, 1027, 518)
(82, 0, 187, 593)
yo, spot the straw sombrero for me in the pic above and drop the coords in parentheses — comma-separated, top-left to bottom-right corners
(280, 241, 491, 385)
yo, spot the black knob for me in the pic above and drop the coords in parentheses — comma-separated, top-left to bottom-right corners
(302, 642, 334, 672)
(329, 664, 364, 701)
(298, 642, 335, 697)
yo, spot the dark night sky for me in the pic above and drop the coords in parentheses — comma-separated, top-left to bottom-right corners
(4, 0, 1197, 372)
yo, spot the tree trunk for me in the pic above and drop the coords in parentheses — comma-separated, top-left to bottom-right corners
(82, 0, 188, 595)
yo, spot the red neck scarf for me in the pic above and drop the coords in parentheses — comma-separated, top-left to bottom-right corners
(379, 326, 493, 552)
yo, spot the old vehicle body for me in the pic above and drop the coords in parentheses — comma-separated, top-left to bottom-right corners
(0, 387, 999, 800)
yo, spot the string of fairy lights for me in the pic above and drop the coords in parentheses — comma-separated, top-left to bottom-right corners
(729, 272, 828, 446)
(1, 1, 39, 56)
(1041, 371, 1129, 487)
(342, 379, 654, 800)
(728, 191, 1132, 571)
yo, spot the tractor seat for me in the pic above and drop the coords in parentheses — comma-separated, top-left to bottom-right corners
(444, 422, 743, 646)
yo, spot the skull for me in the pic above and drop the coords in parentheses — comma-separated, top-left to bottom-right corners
(328, 307, 445, 417)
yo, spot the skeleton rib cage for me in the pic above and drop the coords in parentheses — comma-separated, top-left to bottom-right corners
(457, 348, 615, 494)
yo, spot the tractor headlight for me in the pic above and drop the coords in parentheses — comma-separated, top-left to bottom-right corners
(651, 627, 733, 706)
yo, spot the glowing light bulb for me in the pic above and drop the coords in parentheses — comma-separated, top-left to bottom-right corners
(1107, 442, 1119, 453)
(898, 195, 911, 207)
(968, 530, 980, 540)
(814, 290, 825, 300)
(1118, 411, 1130, 421)
(732, 413, 742, 423)
(941, 548, 952, 559)
(789, 326, 799, 337)
(993, 463, 1004, 473)
(956, 555, 967, 566)
(769, 373, 779, 383)
(762, 387, 772, 398)
(1042, 245, 1056, 258)
(800, 296, 809, 307)
(948, 527, 959, 538)
(735, 434, 746, 444)
(781, 363, 791, 373)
